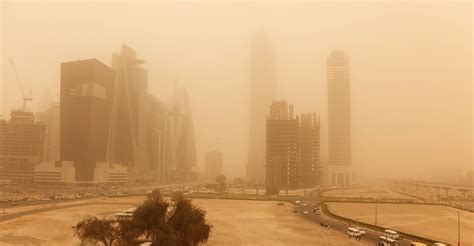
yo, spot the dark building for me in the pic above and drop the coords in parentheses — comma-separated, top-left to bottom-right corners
(266, 100, 320, 194)
(60, 59, 115, 181)
(0, 110, 46, 182)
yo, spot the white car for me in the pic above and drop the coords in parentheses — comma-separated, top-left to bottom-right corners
(303, 210, 309, 215)
(384, 229, 401, 240)
(346, 227, 362, 238)
(355, 227, 366, 235)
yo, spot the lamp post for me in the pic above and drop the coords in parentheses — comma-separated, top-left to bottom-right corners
(458, 211, 461, 246)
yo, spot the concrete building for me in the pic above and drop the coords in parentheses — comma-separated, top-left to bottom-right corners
(60, 58, 115, 181)
(247, 31, 276, 184)
(0, 110, 46, 183)
(327, 50, 352, 186)
(265, 100, 321, 194)
(94, 162, 128, 183)
(34, 161, 75, 183)
(205, 150, 223, 181)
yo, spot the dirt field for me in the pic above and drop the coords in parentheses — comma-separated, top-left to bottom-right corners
(322, 187, 416, 200)
(327, 202, 474, 245)
(0, 197, 366, 245)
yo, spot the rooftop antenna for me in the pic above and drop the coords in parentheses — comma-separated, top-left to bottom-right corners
(10, 58, 32, 111)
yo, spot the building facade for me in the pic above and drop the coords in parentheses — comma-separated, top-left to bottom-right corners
(265, 101, 321, 194)
(34, 161, 75, 184)
(60, 59, 115, 181)
(247, 31, 276, 183)
(327, 50, 352, 186)
(0, 111, 46, 182)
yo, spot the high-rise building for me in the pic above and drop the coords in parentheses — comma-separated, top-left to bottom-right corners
(0, 110, 46, 182)
(247, 31, 276, 183)
(60, 58, 115, 181)
(299, 113, 321, 186)
(265, 100, 320, 194)
(37, 102, 60, 162)
(205, 150, 223, 181)
(167, 88, 197, 183)
(327, 50, 352, 186)
(109, 45, 149, 179)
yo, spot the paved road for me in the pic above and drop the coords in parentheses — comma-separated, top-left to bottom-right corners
(293, 198, 414, 246)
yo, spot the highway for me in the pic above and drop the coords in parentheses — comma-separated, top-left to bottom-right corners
(293, 198, 414, 246)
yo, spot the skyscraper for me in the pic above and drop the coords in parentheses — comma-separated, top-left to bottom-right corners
(167, 88, 197, 182)
(109, 45, 149, 178)
(265, 100, 320, 194)
(60, 59, 115, 181)
(327, 50, 352, 186)
(0, 110, 46, 182)
(247, 31, 276, 183)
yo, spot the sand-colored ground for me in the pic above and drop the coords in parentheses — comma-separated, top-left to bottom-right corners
(322, 188, 416, 200)
(327, 202, 474, 245)
(0, 197, 366, 245)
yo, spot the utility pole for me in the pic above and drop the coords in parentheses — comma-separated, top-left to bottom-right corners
(375, 202, 378, 226)
(458, 211, 461, 246)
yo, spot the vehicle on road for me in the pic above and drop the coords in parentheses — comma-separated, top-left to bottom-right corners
(314, 209, 320, 215)
(378, 236, 399, 246)
(294, 200, 301, 207)
(410, 242, 427, 246)
(433, 243, 448, 246)
(303, 210, 309, 215)
(384, 229, 402, 240)
(293, 207, 298, 213)
(319, 222, 330, 228)
(355, 227, 366, 235)
(302, 203, 307, 207)
(346, 227, 362, 239)
(277, 201, 284, 206)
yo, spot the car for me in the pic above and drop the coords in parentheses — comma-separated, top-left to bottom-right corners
(302, 203, 307, 207)
(319, 222, 330, 228)
(277, 201, 284, 206)
(347, 227, 363, 239)
(355, 227, 366, 235)
(293, 208, 298, 213)
(314, 209, 321, 215)
(303, 210, 309, 215)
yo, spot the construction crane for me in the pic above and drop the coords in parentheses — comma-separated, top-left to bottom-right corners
(9, 57, 32, 111)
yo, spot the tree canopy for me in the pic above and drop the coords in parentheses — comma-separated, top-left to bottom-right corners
(74, 192, 212, 246)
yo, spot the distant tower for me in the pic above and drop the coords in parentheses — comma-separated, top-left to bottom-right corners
(247, 31, 276, 183)
(327, 50, 352, 186)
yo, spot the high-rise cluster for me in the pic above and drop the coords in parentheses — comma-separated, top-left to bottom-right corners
(58, 44, 197, 183)
(265, 100, 321, 194)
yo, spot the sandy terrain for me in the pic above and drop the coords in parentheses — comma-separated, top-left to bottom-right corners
(0, 197, 366, 245)
(327, 202, 474, 245)
(322, 188, 415, 200)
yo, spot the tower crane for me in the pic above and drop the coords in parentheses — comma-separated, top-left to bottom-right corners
(9, 58, 32, 111)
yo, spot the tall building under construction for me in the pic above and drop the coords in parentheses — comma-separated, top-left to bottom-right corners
(265, 100, 320, 194)
(0, 110, 46, 182)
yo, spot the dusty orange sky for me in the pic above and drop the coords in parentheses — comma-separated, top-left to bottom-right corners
(1, 1, 472, 179)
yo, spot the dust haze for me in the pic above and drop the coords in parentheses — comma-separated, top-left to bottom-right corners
(1, 1, 472, 180)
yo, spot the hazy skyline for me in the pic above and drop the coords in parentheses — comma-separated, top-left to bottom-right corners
(1, 1, 472, 179)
